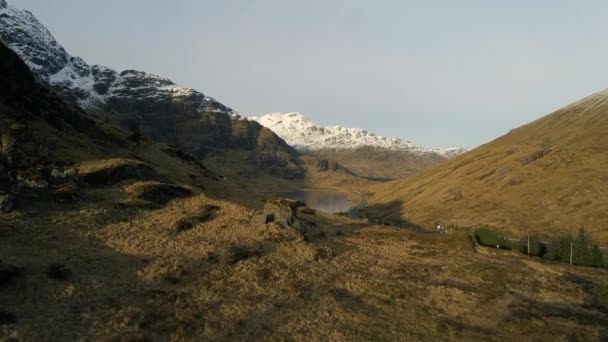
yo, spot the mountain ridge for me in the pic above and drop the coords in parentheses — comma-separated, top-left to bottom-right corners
(250, 112, 466, 158)
(365, 88, 608, 243)
(0, 1, 305, 179)
(0, 0, 230, 113)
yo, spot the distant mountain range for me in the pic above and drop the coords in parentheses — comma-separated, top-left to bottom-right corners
(250, 112, 466, 158)
(0, 0, 463, 182)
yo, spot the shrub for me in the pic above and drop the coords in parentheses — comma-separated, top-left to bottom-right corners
(510, 240, 547, 257)
(544, 228, 605, 267)
(475, 227, 604, 268)
(591, 245, 605, 267)
(526, 241, 548, 257)
(544, 234, 574, 262)
(475, 227, 510, 249)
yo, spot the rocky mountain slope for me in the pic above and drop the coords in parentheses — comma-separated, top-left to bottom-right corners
(0, 38, 228, 211)
(250, 112, 465, 157)
(366, 89, 608, 243)
(250, 112, 465, 179)
(0, 0, 304, 178)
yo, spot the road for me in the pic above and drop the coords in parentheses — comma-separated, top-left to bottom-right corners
(348, 191, 366, 218)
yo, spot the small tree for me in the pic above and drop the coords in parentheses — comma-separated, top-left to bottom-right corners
(573, 228, 592, 266)
(591, 245, 605, 267)
(545, 234, 574, 263)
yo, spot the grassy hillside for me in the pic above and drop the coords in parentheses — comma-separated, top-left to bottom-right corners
(309, 147, 447, 180)
(366, 89, 608, 243)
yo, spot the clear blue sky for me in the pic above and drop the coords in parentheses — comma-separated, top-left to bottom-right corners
(14, 0, 608, 148)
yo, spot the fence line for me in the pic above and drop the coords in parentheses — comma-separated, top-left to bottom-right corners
(505, 237, 608, 251)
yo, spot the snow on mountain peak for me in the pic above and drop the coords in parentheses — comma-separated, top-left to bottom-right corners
(0, 1, 233, 114)
(250, 112, 466, 157)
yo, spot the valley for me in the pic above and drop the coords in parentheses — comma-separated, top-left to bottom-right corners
(0, 1, 607, 341)
(251, 112, 466, 180)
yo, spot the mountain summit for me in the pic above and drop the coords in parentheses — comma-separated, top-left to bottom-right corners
(250, 112, 465, 157)
(0, 0, 228, 113)
(0, 1, 304, 178)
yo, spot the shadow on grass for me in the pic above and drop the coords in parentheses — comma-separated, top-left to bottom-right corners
(360, 199, 432, 232)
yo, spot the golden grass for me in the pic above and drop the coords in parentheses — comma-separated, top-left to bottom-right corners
(1, 184, 607, 340)
(2, 83, 607, 339)
(309, 147, 447, 180)
(77, 158, 146, 176)
(123, 181, 194, 204)
(367, 89, 608, 244)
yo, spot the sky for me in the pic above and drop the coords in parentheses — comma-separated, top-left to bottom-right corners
(13, 0, 608, 149)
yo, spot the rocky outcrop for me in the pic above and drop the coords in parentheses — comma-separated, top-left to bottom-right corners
(253, 199, 307, 233)
(316, 159, 354, 175)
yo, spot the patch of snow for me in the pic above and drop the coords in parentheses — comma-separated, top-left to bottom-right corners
(0, 1, 234, 115)
(250, 112, 466, 157)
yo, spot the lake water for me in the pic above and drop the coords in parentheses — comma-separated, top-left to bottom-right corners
(279, 190, 354, 214)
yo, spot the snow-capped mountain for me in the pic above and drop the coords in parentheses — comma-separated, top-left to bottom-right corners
(0, 0, 305, 178)
(250, 112, 466, 157)
(0, 0, 231, 114)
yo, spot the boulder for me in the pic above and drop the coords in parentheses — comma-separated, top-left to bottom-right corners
(253, 199, 307, 233)
(24, 178, 49, 190)
(49, 168, 79, 185)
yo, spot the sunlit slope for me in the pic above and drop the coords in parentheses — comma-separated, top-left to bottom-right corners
(367, 89, 608, 243)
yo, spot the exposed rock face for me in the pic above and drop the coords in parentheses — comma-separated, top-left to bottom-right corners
(253, 199, 307, 233)
(316, 159, 354, 175)
(309, 146, 449, 180)
(0, 2, 305, 179)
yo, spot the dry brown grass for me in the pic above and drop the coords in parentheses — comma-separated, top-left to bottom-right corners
(123, 181, 193, 204)
(77, 158, 145, 175)
(309, 147, 447, 180)
(2, 74, 607, 339)
(367, 89, 608, 244)
(1, 183, 607, 340)
(77, 158, 158, 186)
